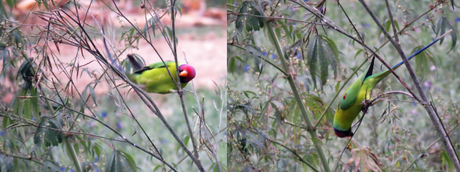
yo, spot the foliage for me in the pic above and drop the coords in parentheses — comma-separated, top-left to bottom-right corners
(0, 0, 226, 171)
(228, 0, 460, 171)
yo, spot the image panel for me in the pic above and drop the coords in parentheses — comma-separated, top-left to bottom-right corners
(0, 0, 226, 171)
(227, 0, 460, 171)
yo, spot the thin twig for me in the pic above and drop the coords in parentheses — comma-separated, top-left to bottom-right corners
(268, 139, 319, 172)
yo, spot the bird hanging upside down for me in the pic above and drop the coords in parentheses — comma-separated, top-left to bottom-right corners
(333, 37, 442, 138)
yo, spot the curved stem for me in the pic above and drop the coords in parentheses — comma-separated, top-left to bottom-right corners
(64, 137, 82, 172)
(169, 0, 202, 170)
(265, 17, 331, 172)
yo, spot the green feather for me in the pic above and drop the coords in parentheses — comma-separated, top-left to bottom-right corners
(126, 57, 184, 94)
(333, 37, 442, 137)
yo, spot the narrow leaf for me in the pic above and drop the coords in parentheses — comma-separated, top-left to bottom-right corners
(307, 36, 318, 87)
(318, 38, 328, 86)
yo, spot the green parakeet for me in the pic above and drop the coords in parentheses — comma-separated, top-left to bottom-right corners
(333, 39, 441, 137)
(126, 54, 196, 94)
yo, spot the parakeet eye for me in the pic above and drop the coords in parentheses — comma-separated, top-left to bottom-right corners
(343, 93, 347, 100)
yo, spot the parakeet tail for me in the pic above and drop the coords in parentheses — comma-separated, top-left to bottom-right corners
(391, 35, 442, 70)
(127, 54, 144, 71)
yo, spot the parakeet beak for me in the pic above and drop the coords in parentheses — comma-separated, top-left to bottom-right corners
(179, 71, 188, 77)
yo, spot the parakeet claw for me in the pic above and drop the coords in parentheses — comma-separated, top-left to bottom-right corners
(361, 99, 372, 114)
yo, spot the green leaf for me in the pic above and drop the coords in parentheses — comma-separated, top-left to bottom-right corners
(45, 119, 64, 147)
(435, 17, 457, 53)
(436, 17, 446, 45)
(209, 163, 220, 172)
(13, 30, 24, 49)
(335, 81, 341, 93)
(318, 38, 328, 86)
(82, 83, 97, 106)
(144, 17, 157, 37)
(247, 132, 264, 153)
(393, 20, 400, 32)
(228, 57, 236, 73)
(1, 49, 10, 75)
(307, 36, 318, 87)
(281, 21, 292, 40)
(288, 99, 299, 122)
(413, 46, 429, 81)
(74, 142, 80, 157)
(153, 165, 163, 172)
(24, 97, 31, 119)
(164, 26, 178, 47)
(270, 102, 283, 124)
(81, 140, 90, 156)
(2, 116, 12, 129)
(128, 28, 135, 41)
(183, 135, 190, 146)
(383, 19, 391, 36)
(425, 49, 436, 66)
(322, 36, 340, 59)
(12, 89, 27, 119)
(34, 119, 47, 146)
(105, 150, 134, 172)
(304, 94, 334, 124)
(0, 0, 9, 18)
(245, 45, 264, 73)
(354, 49, 363, 60)
(440, 150, 454, 170)
(118, 150, 138, 172)
(448, 27, 457, 53)
(93, 143, 102, 158)
(235, 1, 264, 32)
(307, 35, 339, 87)
(30, 88, 39, 117)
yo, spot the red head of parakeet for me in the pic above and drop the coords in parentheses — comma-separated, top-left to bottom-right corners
(178, 64, 196, 83)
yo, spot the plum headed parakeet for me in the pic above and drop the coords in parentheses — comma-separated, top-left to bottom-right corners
(126, 54, 196, 94)
(333, 38, 441, 138)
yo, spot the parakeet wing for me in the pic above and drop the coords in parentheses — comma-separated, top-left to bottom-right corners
(339, 81, 362, 110)
(134, 61, 175, 74)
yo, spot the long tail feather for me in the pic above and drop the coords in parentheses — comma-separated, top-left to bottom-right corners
(391, 29, 452, 69)
(365, 56, 375, 79)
